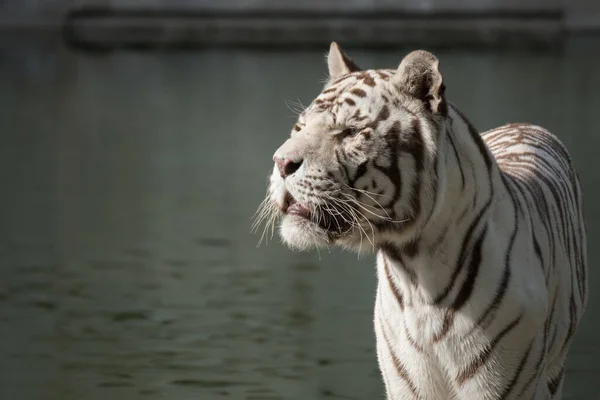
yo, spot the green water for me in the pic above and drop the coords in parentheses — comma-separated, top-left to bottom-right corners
(0, 38, 598, 399)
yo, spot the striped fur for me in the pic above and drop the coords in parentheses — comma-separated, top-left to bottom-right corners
(255, 43, 587, 399)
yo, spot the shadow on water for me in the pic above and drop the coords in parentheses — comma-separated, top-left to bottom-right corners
(0, 35, 599, 399)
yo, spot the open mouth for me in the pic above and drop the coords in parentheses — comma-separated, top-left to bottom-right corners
(281, 191, 349, 233)
(285, 194, 312, 220)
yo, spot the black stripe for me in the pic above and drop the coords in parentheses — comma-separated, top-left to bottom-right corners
(400, 119, 426, 229)
(408, 119, 425, 172)
(471, 175, 518, 330)
(447, 130, 466, 191)
(451, 224, 487, 311)
(434, 195, 492, 305)
(429, 225, 449, 253)
(559, 293, 578, 355)
(383, 256, 404, 310)
(523, 159, 571, 253)
(374, 122, 402, 208)
(518, 326, 548, 398)
(449, 104, 493, 172)
(498, 340, 534, 400)
(508, 169, 557, 275)
(382, 244, 418, 286)
(457, 313, 522, 385)
(335, 149, 351, 181)
(548, 367, 564, 395)
(420, 134, 439, 230)
(380, 320, 420, 397)
(348, 161, 369, 186)
(434, 224, 488, 341)
(533, 233, 542, 266)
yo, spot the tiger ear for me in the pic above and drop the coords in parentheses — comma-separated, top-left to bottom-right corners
(393, 50, 447, 114)
(327, 41, 361, 81)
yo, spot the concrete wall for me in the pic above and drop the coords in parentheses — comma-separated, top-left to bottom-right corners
(0, 0, 568, 23)
(0, 0, 74, 25)
(102, 0, 563, 13)
(1, 0, 599, 35)
(567, 0, 600, 30)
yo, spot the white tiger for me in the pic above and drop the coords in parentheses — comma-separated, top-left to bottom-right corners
(255, 42, 587, 400)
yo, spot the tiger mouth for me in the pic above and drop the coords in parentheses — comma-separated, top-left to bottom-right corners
(281, 191, 349, 233)
(282, 192, 311, 218)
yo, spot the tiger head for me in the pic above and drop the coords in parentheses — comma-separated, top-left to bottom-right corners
(256, 42, 450, 252)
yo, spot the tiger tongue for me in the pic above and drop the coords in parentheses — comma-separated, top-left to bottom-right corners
(287, 201, 311, 219)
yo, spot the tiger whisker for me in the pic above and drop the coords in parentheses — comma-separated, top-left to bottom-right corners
(323, 178, 405, 224)
(341, 185, 394, 220)
(284, 98, 307, 116)
(252, 194, 280, 247)
(325, 193, 375, 247)
(339, 195, 377, 248)
(325, 179, 389, 198)
(323, 194, 362, 235)
(339, 192, 397, 222)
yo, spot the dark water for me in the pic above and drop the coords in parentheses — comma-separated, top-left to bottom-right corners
(0, 37, 599, 400)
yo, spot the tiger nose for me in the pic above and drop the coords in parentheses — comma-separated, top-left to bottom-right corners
(273, 155, 303, 178)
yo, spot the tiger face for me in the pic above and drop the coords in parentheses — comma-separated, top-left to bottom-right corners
(256, 42, 449, 252)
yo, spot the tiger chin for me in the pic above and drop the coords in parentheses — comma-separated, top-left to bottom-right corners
(256, 42, 587, 400)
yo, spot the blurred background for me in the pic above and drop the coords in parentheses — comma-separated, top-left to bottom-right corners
(0, 1, 599, 399)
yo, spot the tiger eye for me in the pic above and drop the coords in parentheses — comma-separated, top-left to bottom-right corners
(340, 128, 358, 137)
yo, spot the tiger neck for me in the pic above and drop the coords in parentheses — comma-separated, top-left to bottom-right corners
(377, 103, 505, 303)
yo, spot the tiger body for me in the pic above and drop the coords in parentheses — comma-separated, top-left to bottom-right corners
(375, 120, 586, 400)
(256, 43, 587, 400)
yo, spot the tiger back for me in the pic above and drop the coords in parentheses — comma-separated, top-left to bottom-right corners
(483, 123, 587, 391)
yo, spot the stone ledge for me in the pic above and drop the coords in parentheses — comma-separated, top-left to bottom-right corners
(61, 9, 564, 50)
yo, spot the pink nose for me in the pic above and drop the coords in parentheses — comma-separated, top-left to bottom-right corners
(274, 156, 303, 178)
